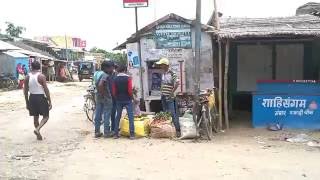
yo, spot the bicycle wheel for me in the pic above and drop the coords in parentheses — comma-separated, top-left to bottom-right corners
(202, 105, 213, 140)
(7, 80, 16, 90)
(84, 96, 95, 123)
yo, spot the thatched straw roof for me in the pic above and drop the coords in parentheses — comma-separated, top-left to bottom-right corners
(296, 2, 320, 15)
(210, 15, 320, 39)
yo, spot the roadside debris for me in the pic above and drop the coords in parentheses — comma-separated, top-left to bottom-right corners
(286, 134, 311, 143)
(267, 123, 283, 131)
(307, 141, 320, 148)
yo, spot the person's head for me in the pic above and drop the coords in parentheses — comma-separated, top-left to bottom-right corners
(156, 58, 170, 71)
(101, 61, 115, 74)
(113, 61, 119, 72)
(117, 65, 127, 73)
(31, 61, 41, 71)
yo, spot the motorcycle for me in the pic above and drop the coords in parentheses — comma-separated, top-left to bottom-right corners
(0, 73, 18, 90)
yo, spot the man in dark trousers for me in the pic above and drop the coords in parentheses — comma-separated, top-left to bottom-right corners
(112, 65, 135, 139)
(109, 62, 118, 134)
(94, 61, 114, 138)
(24, 61, 52, 140)
(156, 58, 181, 137)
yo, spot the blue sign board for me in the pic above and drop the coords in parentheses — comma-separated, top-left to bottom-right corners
(253, 94, 320, 129)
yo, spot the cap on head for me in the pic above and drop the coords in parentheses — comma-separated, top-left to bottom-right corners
(156, 58, 170, 66)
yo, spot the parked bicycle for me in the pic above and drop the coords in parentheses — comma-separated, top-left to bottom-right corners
(0, 73, 18, 90)
(83, 85, 95, 123)
(176, 88, 219, 140)
(196, 88, 219, 140)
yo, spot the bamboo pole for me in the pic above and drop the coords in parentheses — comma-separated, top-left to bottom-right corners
(218, 39, 223, 130)
(224, 40, 230, 129)
(213, 0, 223, 131)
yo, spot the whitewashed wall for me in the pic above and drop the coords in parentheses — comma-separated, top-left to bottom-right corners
(138, 32, 213, 99)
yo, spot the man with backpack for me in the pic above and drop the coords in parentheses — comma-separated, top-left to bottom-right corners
(93, 61, 115, 138)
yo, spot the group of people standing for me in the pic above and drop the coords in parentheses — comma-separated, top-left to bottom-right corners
(22, 57, 181, 141)
(93, 61, 135, 139)
(93, 57, 181, 139)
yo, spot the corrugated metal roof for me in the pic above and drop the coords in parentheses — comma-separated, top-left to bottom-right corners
(3, 51, 28, 58)
(0, 40, 21, 51)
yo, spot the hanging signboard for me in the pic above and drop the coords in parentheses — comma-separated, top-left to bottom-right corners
(123, 0, 148, 8)
(155, 22, 192, 49)
(126, 43, 140, 68)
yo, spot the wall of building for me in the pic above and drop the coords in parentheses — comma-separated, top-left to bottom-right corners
(0, 54, 14, 75)
(236, 43, 305, 92)
(138, 27, 213, 100)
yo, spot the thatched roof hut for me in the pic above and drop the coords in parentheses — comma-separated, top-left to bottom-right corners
(296, 2, 320, 15)
(210, 15, 320, 40)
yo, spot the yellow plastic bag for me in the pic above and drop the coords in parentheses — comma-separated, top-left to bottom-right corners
(208, 94, 216, 110)
(120, 116, 151, 137)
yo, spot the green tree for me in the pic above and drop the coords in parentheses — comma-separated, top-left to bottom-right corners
(90, 47, 127, 66)
(5, 22, 26, 38)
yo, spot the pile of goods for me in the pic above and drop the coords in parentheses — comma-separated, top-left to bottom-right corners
(179, 110, 198, 139)
(120, 115, 151, 137)
(150, 112, 176, 138)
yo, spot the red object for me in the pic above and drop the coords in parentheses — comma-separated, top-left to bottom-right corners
(128, 77, 133, 97)
(123, 0, 148, 8)
(112, 82, 117, 97)
(179, 61, 184, 92)
(18, 80, 24, 89)
(112, 77, 133, 98)
(257, 80, 320, 83)
(80, 40, 86, 48)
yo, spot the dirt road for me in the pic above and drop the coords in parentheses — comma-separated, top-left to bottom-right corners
(1, 82, 320, 180)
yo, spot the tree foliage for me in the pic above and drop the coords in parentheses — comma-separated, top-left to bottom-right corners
(5, 22, 26, 38)
(90, 47, 127, 66)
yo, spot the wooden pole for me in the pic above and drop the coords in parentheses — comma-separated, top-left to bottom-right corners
(135, 7, 144, 100)
(193, 0, 202, 134)
(218, 39, 223, 130)
(224, 40, 230, 129)
(213, 0, 223, 131)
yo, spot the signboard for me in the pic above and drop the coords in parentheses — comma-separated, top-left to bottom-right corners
(123, 0, 148, 8)
(155, 22, 192, 49)
(253, 95, 320, 129)
(126, 43, 140, 68)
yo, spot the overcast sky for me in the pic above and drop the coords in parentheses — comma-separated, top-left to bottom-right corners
(0, 0, 313, 50)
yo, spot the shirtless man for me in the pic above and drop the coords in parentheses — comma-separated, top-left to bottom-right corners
(24, 61, 52, 140)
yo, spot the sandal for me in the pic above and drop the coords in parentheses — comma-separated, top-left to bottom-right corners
(34, 130, 43, 140)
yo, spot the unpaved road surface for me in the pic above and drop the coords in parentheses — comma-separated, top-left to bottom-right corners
(1, 81, 320, 180)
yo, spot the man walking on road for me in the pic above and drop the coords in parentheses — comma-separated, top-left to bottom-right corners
(94, 61, 114, 138)
(112, 65, 135, 139)
(156, 58, 181, 137)
(24, 61, 52, 140)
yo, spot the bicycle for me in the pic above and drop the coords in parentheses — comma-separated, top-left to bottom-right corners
(176, 88, 219, 140)
(83, 85, 95, 123)
(0, 73, 18, 90)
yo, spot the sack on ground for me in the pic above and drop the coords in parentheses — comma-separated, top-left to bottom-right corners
(150, 121, 176, 138)
(179, 117, 197, 139)
(120, 116, 150, 137)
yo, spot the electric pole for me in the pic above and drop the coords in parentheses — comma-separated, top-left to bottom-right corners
(193, 0, 201, 132)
